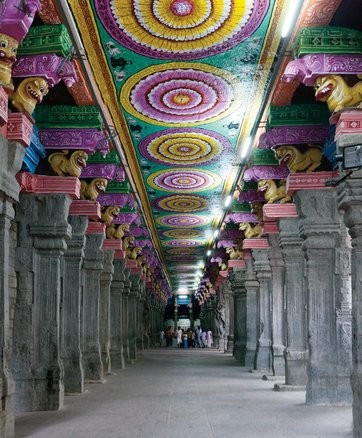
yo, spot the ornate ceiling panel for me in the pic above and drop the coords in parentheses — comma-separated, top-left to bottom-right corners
(69, 0, 286, 291)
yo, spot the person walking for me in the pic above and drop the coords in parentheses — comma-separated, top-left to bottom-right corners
(201, 329, 207, 348)
(207, 329, 213, 348)
(159, 329, 165, 347)
(165, 326, 173, 347)
(176, 326, 183, 348)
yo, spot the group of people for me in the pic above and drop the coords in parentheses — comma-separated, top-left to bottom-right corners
(160, 326, 213, 349)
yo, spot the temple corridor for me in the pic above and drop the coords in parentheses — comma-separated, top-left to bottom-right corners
(15, 348, 352, 438)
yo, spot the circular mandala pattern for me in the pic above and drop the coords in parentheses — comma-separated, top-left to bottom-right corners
(163, 229, 203, 239)
(96, 0, 269, 59)
(148, 168, 221, 193)
(121, 63, 240, 126)
(139, 128, 230, 166)
(163, 239, 203, 247)
(165, 247, 201, 255)
(157, 214, 211, 227)
(154, 195, 208, 212)
(168, 255, 195, 261)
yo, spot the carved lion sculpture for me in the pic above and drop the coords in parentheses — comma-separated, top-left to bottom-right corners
(225, 246, 243, 260)
(251, 201, 264, 223)
(126, 246, 142, 260)
(105, 223, 130, 240)
(239, 222, 263, 239)
(314, 74, 362, 113)
(136, 254, 145, 267)
(218, 260, 228, 272)
(80, 178, 108, 201)
(274, 144, 322, 173)
(101, 206, 120, 225)
(48, 150, 88, 177)
(122, 235, 135, 251)
(257, 179, 292, 204)
(0, 33, 18, 90)
(11, 77, 49, 114)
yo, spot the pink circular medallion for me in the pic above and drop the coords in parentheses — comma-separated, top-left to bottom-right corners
(170, 0, 194, 16)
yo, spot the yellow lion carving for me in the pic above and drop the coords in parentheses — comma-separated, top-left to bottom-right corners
(239, 222, 263, 239)
(257, 179, 292, 204)
(126, 246, 142, 260)
(11, 77, 49, 114)
(314, 74, 362, 113)
(80, 178, 108, 201)
(0, 33, 18, 90)
(122, 235, 135, 251)
(274, 145, 322, 173)
(48, 150, 88, 177)
(105, 223, 130, 240)
(101, 206, 120, 225)
(225, 246, 243, 260)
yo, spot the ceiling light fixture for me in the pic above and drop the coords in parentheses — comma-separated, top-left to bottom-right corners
(206, 250, 212, 256)
(224, 195, 232, 208)
(240, 136, 253, 160)
(281, 0, 303, 38)
(213, 230, 219, 238)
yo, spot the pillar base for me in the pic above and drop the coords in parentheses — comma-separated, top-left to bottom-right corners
(110, 350, 125, 370)
(285, 356, 307, 387)
(233, 341, 246, 364)
(351, 371, 362, 437)
(245, 348, 257, 369)
(274, 383, 306, 392)
(63, 357, 84, 395)
(83, 352, 103, 382)
(256, 345, 272, 372)
(306, 374, 352, 406)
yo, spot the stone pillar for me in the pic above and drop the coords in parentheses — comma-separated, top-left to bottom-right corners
(99, 249, 114, 375)
(122, 269, 131, 362)
(82, 231, 104, 382)
(268, 234, 286, 376)
(230, 267, 247, 364)
(338, 170, 362, 434)
(14, 193, 72, 411)
(0, 138, 26, 436)
(61, 215, 87, 394)
(253, 249, 272, 372)
(278, 217, 307, 387)
(224, 280, 235, 353)
(174, 296, 178, 331)
(143, 293, 151, 349)
(137, 284, 145, 351)
(189, 301, 194, 329)
(244, 253, 259, 370)
(110, 257, 126, 369)
(128, 273, 140, 362)
(295, 189, 352, 405)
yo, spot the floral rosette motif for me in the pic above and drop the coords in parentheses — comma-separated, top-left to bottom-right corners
(147, 168, 221, 192)
(95, 0, 269, 59)
(162, 229, 203, 238)
(154, 194, 209, 212)
(156, 214, 211, 227)
(139, 128, 230, 166)
(121, 63, 241, 126)
(163, 239, 203, 246)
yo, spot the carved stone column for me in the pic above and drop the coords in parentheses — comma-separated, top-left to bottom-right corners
(110, 257, 126, 369)
(230, 267, 247, 363)
(137, 283, 145, 351)
(223, 280, 235, 353)
(295, 189, 352, 405)
(338, 170, 362, 434)
(61, 215, 88, 394)
(99, 249, 114, 375)
(122, 269, 131, 362)
(0, 138, 26, 436)
(128, 273, 141, 362)
(278, 217, 307, 387)
(253, 249, 272, 372)
(82, 230, 104, 382)
(14, 193, 72, 411)
(244, 253, 259, 369)
(268, 234, 286, 376)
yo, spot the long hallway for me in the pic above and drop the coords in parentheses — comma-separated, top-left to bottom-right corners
(15, 348, 352, 438)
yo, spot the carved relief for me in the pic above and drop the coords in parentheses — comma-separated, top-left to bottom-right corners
(126, 246, 142, 260)
(105, 223, 130, 240)
(274, 144, 323, 173)
(225, 246, 243, 260)
(48, 150, 88, 177)
(239, 222, 263, 238)
(100, 206, 120, 225)
(122, 235, 135, 251)
(80, 178, 108, 201)
(257, 179, 292, 204)
(11, 77, 49, 114)
(0, 33, 18, 90)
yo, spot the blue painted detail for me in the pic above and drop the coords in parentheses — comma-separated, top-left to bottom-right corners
(323, 125, 338, 170)
(22, 126, 46, 173)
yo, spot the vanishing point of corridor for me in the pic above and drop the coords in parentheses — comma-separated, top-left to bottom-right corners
(15, 348, 352, 438)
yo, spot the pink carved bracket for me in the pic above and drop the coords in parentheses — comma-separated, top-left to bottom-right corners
(86, 221, 105, 235)
(16, 172, 80, 198)
(262, 203, 298, 222)
(287, 171, 339, 194)
(69, 200, 101, 220)
(0, 88, 8, 127)
(242, 238, 270, 249)
(6, 112, 33, 147)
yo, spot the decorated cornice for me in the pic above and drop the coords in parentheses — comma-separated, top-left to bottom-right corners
(96, 193, 129, 208)
(334, 110, 362, 141)
(16, 172, 80, 198)
(103, 180, 130, 194)
(282, 54, 362, 87)
(6, 113, 33, 147)
(86, 221, 105, 235)
(130, 227, 150, 238)
(22, 126, 46, 173)
(286, 171, 338, 194)
(87, 149, 119, 164)
(69, 200, 101, 220)
(238, 190, 265, 203)
(39, 128, 107, 155)
(80, 164, 125, 182)
(231, 201, 252, 213)
(38, 0, 62, 24)
(68, 60, 95, 106)
(263, 221, 279, 234)
(228, 260, 246, 269)
(219, 230, 242, 240)
(267, 104, 330, 128)
(217, 240, 235, 249)
(250, 148, 279, 166)
(102, 239, 122, 250)
(12, 54, 77, 88)
(0, 88, 8, 127)
(258, 126, 329, 149)
(293, 26, 362, 59)
(243, 166, 289, 181)
(262, 203, 298, 221)
(243, 238, 270, 249)
(35, 105, 103, 129)
(113, 213, 140, 225)
(18, 24, 73, 57)
(225, 212, 258, 224)
(0, 0, 40, 41)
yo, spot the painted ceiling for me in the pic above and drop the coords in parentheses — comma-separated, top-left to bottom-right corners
(68, 0, 287, 293)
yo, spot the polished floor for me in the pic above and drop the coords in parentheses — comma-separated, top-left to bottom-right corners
(15, 347, 352, 438)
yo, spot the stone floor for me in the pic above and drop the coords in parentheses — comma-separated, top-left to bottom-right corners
(15, 348, 352, 438)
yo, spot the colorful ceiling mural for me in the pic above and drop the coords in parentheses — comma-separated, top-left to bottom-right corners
(68, 0, 287, 293)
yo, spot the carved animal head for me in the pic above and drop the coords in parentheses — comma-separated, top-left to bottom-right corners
(119, 223, 130, 233)
(314, 75, 340, 104)
(101, 206, 120, 224)
(257, 179, 272, 192)
(11, 77, 49, 114)
(251, 202, 263, 222)
(80, 178, 108, 201)
(48, 150, 88, 177)
(274, 146, 298, 167)
(71, 150, 88, 171)
(239, 222, 251, 231)
(122, 235, 135, 250)
(0, 33, 18, 63)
